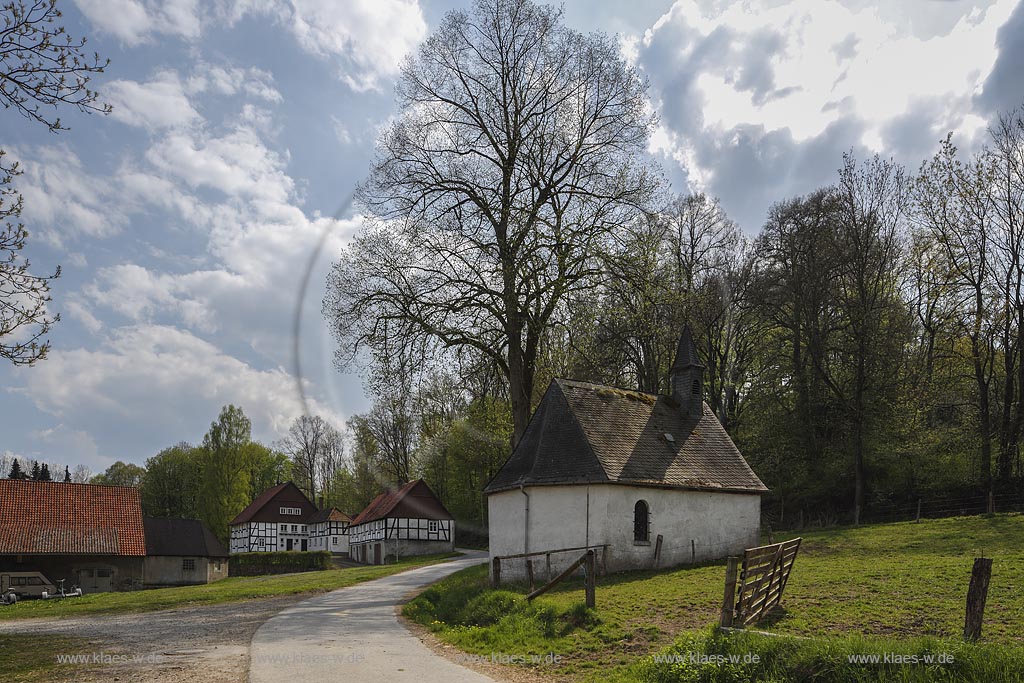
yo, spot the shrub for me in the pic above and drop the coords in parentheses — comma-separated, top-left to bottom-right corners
(229, 551, 332, 576)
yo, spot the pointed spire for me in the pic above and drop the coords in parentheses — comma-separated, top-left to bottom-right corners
(671, 324, 704, 370)
(669, 324, 704, 415)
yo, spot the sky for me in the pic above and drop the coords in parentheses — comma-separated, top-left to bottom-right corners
(1, 0, 1022, 474)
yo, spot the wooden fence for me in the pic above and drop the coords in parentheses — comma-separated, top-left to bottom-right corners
(720, 538, 801, 627)
(491, 545, 607, 608)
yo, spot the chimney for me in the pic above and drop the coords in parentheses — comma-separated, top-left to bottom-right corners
(669, 324, 704, 416)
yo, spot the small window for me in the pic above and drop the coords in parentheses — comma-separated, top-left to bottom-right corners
(258, 538, 266, 546)
(291, 524, 298, 532)
(332, 537, 338, 544)
(428, 520, 439, 533)
(691, 379, 700, 396)
(634, 500, 650, 543)
(96, 568, 112, 578)
(280, 523, 287, 531)
(182, 559, 196, 572)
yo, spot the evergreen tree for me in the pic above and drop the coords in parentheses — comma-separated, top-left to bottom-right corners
(7, 459, 22, 479)
(63, 465, 71, 483)
(39, 463, 51, 481)
(30, 461, 40, 480)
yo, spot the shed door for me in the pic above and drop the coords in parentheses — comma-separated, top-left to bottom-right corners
(78, 567, 113, 593)
(373, 543, 381, 565)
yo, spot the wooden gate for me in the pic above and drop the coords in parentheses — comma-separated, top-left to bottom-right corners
(720, 538, 801, 627)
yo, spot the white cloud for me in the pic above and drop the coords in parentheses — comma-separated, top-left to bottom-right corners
(105, 71, 200, 130)
(284, 0, 426, 91)
(185, 63, 283, 103)
(145, 126, 292, 201)
(643, 0, 1018, 148)
(10, 145, 128, 246)
(73, 0, 201, 45)
(16, 324, 343, 445)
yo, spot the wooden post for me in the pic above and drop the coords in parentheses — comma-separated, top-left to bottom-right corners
(491, 557, 501, 589)
(987, 490, 995, 514)
(964, 557, 992, 641)
(584, 550, 596, 609)
(654, 535, 663, 566)
(720, 556, 739, 627)
(545, 553, 551, 581)
(601, 544, 608, 576)
(916, 499, 922, 523)
(691, 539, 696, 563)
(526, 559, 535, 591)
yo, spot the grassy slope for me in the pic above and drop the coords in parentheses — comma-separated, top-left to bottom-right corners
(0, 553, 457, 621)
(403, 515, 1024, 682)
(0, 634, 95, 683)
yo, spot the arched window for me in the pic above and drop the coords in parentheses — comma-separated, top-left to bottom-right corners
(634, 500, 650, 543)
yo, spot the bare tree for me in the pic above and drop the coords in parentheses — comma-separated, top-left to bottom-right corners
(1, 0, 110, 365)
(280, 415, 345, 504)
(324, 0, 658, 447)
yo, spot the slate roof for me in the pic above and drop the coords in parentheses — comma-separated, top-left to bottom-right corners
(143, 517, 228, 557)
(0, 480, 146, 555)
(306, 507, 352, 525)
(484, 379, 768, 495)
(350, 479, 453, 526)
(672, 324, 704, 370)
(229, 482, 315, 525)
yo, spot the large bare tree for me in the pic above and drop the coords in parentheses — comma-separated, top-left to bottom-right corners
(324, 0, 658, 446)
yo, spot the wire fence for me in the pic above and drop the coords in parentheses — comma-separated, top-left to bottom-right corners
(762, 491, 1024, 531)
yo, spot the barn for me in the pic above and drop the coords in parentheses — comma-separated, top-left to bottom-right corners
(485, 326, 768, 580)
(0, 479, 147, 592)
(348, 479, 454, 564)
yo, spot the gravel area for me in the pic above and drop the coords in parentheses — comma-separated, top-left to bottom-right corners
(0, 594, 312, 683)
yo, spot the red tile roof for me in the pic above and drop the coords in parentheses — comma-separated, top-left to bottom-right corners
(350, 480, 452, 526)
(0, 480, 146, 556)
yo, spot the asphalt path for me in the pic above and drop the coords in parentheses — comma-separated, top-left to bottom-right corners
(248, 551, 496, 683)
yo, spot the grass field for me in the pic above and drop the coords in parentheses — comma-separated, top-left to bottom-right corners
(0, 552, 457, 621)
(402, 515, 1024, 682)
(0, 634, 95, 683)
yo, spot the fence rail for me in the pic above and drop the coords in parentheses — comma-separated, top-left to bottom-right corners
(762, 491, 1024, 531)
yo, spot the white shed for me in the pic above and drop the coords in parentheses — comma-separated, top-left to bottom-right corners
(485, 326, 767, 581)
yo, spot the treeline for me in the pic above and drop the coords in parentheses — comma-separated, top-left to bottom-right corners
(347, 108, 1024, 529)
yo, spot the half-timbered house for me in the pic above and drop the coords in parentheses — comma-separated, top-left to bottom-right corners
(307, 507, 351, 554)
(348, 479, 454, 564)
(228, 482, 318, 553)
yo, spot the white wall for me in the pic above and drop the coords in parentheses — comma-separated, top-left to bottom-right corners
(488, 484, 761, 581)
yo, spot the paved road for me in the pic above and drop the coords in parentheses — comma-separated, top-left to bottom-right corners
(249, 551, 496, 683)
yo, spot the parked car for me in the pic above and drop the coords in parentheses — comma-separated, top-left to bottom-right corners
(1, 571, 57, 599)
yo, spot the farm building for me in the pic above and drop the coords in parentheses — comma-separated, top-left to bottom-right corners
(0, 479, 234, 592)
(0, 479, 147, 592)
(143, 517, 229, 586)
(349, 479, 454, 564)
(307, 507, 352, 554)
(229, 482, 351, 555)
(484, 326, 768, 580)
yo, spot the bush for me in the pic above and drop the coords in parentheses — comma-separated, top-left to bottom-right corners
(229, 551, 332, 576)
(459, 590, 521, 626)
